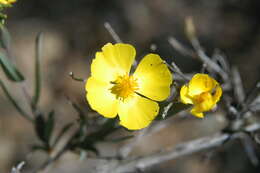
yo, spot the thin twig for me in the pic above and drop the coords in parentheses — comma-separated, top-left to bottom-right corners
(11, 161, 25, 173)
(212, 49, 230, 74)
(171, 61, 190, 81)
(113, 122, 260, 173)
(69, 72, 85, 82)
(192, 42, 228, 81)
(184, 17, 229, 82)
(32, 125, 78, 173)
(231, 132, 259, 166)
(118, 128, 149, 158)
(245, 82, 260, 106)
(164, 61, 189, 82)
(114, 133, 229, 172)
(104, 22, 122, 43)
(231, 66, 245, 105)
(168, 37, 194, 57)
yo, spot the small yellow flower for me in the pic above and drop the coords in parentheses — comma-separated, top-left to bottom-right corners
(0, 0, 16, 5)
(86, 43, 172, 130)
(180, 73, 222, 118)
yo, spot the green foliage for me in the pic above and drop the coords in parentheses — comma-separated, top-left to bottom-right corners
(0, 25, 24, 81)
(0, 52, 24, 81)
(34, 111, 55, 150)
(0, 25, 11, 50)
(31, 32, 43, 110)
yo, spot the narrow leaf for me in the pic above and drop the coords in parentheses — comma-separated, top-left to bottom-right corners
(0, 52, 24, 81)
(78, 139, 99, 155)
(0, 79, 32, 121)
(44, 111, 55, 144)
(0, 24, 11, 50)
(35, 114, 46, 143)
(32, 32, 43, 109)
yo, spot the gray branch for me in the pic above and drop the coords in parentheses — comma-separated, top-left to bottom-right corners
(92, 122, 260, 173)
(114, 133, 229, 173)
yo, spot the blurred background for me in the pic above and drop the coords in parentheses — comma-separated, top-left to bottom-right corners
(0, 0, 260, 172)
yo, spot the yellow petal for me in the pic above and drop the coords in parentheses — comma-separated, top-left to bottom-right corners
(90, 52, 120, 82)
(133, 54, 172, 101)
(213, 85, 222, 104)
(190, 107, 204, 118)
(102, 43, 136, 74)
(90, 43, 136, 83)
(196, 92, 215, 112)
(188, 74, 217, 96)
(85, 77, 119, 118)
(118, 94, 159, 130)
(180, 85, 193, 104)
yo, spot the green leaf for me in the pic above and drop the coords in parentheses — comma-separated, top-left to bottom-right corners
(35, 114, 46, 143)
(0, 24, 11, 50)
(31, 32, 43, 109)
(0, 52, 24, 82)
(0, 78, 32, 121)
(44, 111, 55, 144)
(77, 139, 99, 155)
(95, 119, 118, 139)
(35, 111, 55, 147)
(66, 96, 88, 123)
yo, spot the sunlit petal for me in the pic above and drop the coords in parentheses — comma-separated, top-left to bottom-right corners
(102, 43, 136, 74)
(86, 77, 119, 118)
(188, 74, 216, 96)
(133, 54, 172, 101)
(190, 107, 204, 118)
(118, 94, 159, 130)
(90, 52, 121, 82)
(198, 93, 215, 111)
(180, 85, 193, 104)
(213, 85, 222, 104)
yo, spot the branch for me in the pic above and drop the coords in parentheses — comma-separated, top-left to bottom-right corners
(114, 133, 229, 172)
(99, 122, 260, 173)
(104, 22, 122, 43)
(11, 162, 25, 173)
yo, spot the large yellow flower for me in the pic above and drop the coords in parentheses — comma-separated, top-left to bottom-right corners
(180, 74, 222, 118)
(0, 0, 16, 5)
(85, 43, 172, 130)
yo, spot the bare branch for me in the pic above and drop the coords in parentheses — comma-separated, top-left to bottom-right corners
(114, 133, 229, 172)
(168, 37, 194, 57)
(171, 61, 190, 81)
(112, 122, 260, 173)
(231, 66, 245, 104)
(212, 49, 230, 74)
(69, 71, 85, 82)
(184, 17, 229, 82)
(118, 128, 149, 158)
(11, 161, 25, 173)
(104, 22, 122, 43)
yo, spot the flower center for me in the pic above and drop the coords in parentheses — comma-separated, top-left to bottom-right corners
(193, 92, 211, 104)
(110, 75, 138, 100)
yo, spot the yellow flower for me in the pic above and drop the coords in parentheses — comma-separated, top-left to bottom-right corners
(180, 73, 222, 118)
(0, 0, 16, 5)
(85, 43, 172, 130)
